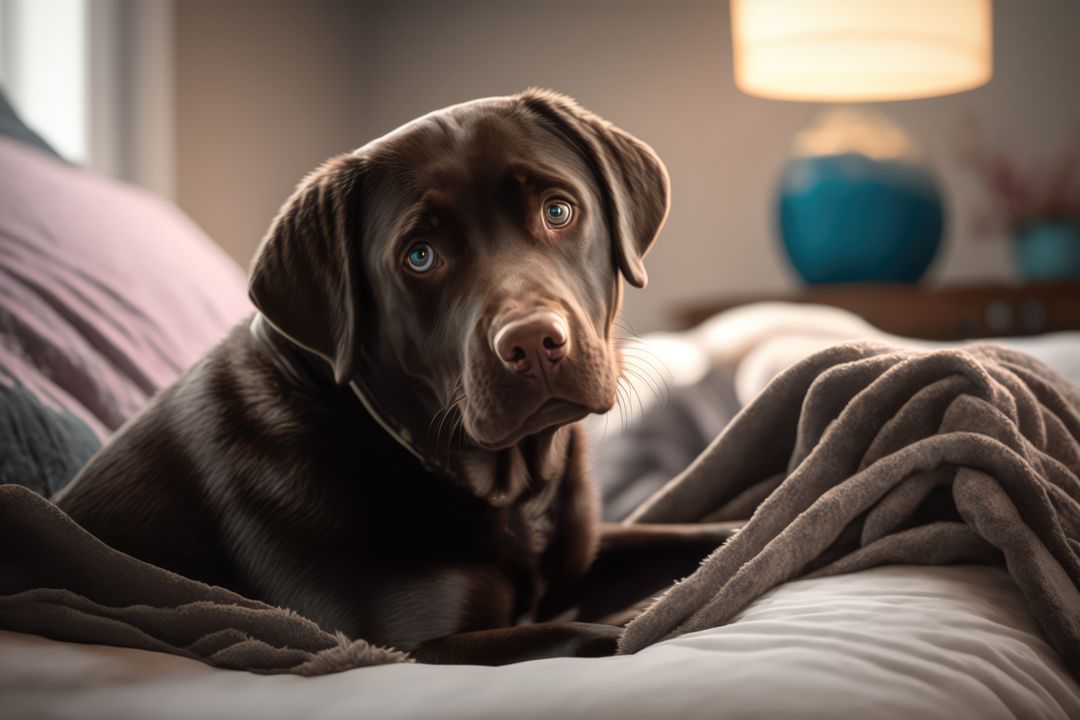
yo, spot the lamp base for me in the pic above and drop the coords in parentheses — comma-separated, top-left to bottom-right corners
(776, 109, 944, 285)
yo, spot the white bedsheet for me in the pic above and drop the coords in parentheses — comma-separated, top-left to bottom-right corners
(3, 565, 1078, 719)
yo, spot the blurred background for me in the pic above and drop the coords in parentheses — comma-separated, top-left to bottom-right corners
(1, 0, 1078, 334)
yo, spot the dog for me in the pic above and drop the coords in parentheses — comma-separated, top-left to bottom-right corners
(55, 89, 736, 665)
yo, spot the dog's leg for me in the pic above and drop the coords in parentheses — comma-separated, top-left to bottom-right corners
(409, 621, 622, 665)
(537, 521, 740, 623)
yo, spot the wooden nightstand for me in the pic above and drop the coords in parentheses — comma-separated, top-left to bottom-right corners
(677, 281, 1080, 340)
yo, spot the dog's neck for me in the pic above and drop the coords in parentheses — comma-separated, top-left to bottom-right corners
(249, 313, 572, 506)
(350, 341, 575, 506)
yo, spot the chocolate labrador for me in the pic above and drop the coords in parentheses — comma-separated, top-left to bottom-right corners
(54, 89, 736, 665)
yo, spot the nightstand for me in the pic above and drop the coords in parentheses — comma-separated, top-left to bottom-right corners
(677, 281, 1080, 340)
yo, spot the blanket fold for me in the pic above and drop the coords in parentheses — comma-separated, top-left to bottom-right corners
(0, 483, 410, 674)
(1, 340, 1078, 677)
(617, 342, 1080, 678)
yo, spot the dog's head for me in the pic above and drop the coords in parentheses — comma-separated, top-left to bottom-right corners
(249, 89, 669, 452)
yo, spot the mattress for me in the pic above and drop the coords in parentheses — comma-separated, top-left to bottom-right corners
(3, 565, 1078, 719)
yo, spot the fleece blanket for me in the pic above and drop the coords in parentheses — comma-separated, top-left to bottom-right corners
(1, 340, 1078, 676)
(618, 341, 1080, 678)
(0, 485, 409, 674)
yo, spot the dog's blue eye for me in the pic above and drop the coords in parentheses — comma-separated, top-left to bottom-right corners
(543, 200, 573, 227)
(405, 243, 437, 273)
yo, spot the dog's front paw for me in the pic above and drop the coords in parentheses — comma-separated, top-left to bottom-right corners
(565, 621, 622, 658)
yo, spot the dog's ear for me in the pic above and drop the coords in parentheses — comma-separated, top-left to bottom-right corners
(249, 153, 366, 384)
(518, 89, 670, 288)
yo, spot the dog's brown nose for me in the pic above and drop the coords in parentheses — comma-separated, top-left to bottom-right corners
(493, 311, 570, 378)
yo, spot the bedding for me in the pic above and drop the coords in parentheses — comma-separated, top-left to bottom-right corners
(590, 366, 742, 521)
(0, 484, 407, 674)
(2, 320, 1079, 716)
(4, 334, 1079, 679)
(3, 565, 1078, 719)
(0, 135, 251, 497)
(617, 341, 1080, 677)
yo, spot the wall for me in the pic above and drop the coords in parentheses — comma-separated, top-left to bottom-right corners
(175, 0, 1080, 332)
(175, 0, 366, 269)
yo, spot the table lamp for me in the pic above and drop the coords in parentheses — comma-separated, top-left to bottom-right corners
(731, 0, 993, 284)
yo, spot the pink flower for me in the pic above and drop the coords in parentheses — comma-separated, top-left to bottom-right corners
(957, 118, 1080, 236)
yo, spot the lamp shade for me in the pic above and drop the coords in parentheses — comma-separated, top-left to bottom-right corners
(731, 0, 992, 102)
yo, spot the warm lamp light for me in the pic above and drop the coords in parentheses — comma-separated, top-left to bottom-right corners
(731, 0, 993, 102)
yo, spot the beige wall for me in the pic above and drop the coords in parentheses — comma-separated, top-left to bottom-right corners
(175, 0, 1080, 332)
(175, 0, 366, 273)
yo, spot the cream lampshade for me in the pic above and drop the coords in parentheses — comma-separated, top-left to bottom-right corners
(731, 0, 993, 102)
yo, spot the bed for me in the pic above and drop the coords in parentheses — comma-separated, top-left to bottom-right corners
(4, 563, 1078, 719)
(1, 94, 1079, 719)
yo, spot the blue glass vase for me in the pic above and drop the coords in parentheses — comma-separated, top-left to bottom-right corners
(1013, 222, 1080, 281)
(778, 152, 944, 284)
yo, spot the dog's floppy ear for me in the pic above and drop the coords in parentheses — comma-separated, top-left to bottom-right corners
(518, 88, 670, 288)
(249, 153, 366, 384)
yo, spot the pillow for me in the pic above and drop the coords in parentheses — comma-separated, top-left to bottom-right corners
(0, 135, 252, 497)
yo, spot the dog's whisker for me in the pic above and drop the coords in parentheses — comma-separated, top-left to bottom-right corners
(431, 392, 463, 459)
(433, 409, 450, 460)
(616, 373, 639, 421)
(425, 405, 447, 440)
(449, 395, 467, 455)
(621, 355, 662, 392)
(427, 402, 455, 445)
(626, 361, 667, 405)
(426, 408, 446, 443)
(622, 364, 663, 411)
(450, 393, 468, 459)
(449, 398, 466, 451)
(614, 343, 673, 379)
(614, 378, 631, 431)
(612, 381, 625, 431)
(622, 357, 670, 408)
(426, 375, 466, 456)
(439, 404, 460, 468)
(614, 347, 671, 373)
(624, 373, 646, 421)
(617, 352, 673, 405)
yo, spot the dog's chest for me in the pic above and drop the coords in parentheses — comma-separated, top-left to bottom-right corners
(508, 493, 558, 560)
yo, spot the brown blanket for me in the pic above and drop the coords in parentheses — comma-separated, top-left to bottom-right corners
(1, 341, 1078, 676)
(0, 484, 409, 673)
(618, 342, 1080, 678)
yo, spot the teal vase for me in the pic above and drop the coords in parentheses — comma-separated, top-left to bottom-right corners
(778, 153, 944, 284)
(1013, 222, 1080, 281)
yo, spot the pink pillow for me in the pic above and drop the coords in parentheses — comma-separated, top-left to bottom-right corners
(0, 138, 252, 440)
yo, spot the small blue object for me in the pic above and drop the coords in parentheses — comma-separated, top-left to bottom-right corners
(1013, 222, 1080, 281)
(778, 152, 944, 284)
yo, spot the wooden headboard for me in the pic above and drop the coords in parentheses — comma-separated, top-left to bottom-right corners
(676, 281, 1080, 341)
